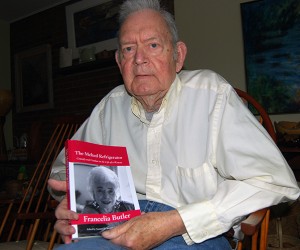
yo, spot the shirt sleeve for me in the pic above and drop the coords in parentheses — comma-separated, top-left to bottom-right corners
(177, 86, 300, 243)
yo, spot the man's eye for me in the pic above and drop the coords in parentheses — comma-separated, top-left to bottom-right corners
(150, 43, 158, 48)
(123, 47, 132, 53)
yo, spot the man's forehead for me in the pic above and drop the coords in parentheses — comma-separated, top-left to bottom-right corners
(119, 12, 170, 43)
(120, 9, 167, 32)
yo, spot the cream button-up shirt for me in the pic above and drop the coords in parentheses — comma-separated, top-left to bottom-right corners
(50, 69, 300, 244)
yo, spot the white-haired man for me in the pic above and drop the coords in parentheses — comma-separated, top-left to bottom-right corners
(48, 0, 300, 249)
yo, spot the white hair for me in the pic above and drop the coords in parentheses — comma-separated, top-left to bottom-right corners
(117, 0, 179, 59)
(87, 167, 120, 199)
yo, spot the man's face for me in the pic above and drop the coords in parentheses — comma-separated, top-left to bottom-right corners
(116, 10, 185, 111)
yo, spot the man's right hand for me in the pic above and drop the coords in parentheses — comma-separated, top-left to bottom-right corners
(48, 179, 79, 244)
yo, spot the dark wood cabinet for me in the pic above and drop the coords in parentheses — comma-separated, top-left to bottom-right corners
(279, 146, 300, 181)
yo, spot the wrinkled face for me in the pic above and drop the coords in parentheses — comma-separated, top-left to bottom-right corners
(116, 10, 185, 111)
(93, 178, 117, 213)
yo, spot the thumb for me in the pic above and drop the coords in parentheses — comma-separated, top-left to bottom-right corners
(48, 178, 67, 192)
(102, 224, 127, 240)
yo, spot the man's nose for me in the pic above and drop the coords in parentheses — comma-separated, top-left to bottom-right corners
(134, 47, 148, 65)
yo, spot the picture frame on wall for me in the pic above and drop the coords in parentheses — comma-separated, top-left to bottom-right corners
(15, 44, 53, 113)
(66, 0, 122, 59)
(241, 0, 300, 114)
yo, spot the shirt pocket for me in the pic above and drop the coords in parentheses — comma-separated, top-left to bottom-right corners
(176, 162, 217, 204)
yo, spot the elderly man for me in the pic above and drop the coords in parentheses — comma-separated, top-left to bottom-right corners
(48, 0, 300, 249)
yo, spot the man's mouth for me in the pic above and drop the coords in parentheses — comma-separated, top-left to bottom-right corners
(135, 74, 152, 80)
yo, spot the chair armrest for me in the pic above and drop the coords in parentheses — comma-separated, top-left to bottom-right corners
(241, 208, 268, 236)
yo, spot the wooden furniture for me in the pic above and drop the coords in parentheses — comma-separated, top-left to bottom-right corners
(278, 146, 300, 181)
(234, 88, 274, 250)
(0, 89, 13, 161)
(0, 117, 83, 250)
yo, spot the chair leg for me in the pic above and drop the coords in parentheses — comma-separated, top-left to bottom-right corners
(43, 222, 52, 241)
(26, 219, 40, 250)
(0, 202, 13, 236)
(237, 241, 243, 250)
(259, 209, 270, 250)
(48, 229, 58, 250)
(251, 230, 258, 250)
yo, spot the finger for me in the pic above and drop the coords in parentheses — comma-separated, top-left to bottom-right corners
(54, 219, 76, 243)
(61, 235, 73, 244)
(62, 236, 79, 244)
(102, 226, 122, 239)
(55, 198, 78, 220)
(54, 219, 75, 234)
(102, 219, 133, 239)
(48, 179, 67, 192)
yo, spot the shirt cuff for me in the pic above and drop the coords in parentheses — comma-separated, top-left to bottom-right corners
(177, 201, 224, 243)
(182, 233, 194, 245)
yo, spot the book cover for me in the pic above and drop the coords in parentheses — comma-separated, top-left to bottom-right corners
(65, 140, 141, 239)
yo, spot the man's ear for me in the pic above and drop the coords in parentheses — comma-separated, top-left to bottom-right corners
(115, 50, 122, 73)
(175, 41, 187, 72)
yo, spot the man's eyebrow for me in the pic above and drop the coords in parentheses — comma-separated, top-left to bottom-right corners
(120, 36, 160, 45)
(120, 40, 135, 46)
(144, 36, 160, 43)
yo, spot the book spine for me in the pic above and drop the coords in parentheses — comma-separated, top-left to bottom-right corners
(65, 140, 79, 239)
(65, 140, 71, 210)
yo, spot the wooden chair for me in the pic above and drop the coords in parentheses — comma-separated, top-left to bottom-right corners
(0, 116, 84, 250)
(234, 88, 276, 143)
(234, 88, 276, 250)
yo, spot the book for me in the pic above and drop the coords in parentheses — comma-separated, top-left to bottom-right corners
(65, 140, 141, 239)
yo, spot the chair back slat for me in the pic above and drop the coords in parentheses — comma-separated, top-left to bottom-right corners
(0, 116, 84, 249)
